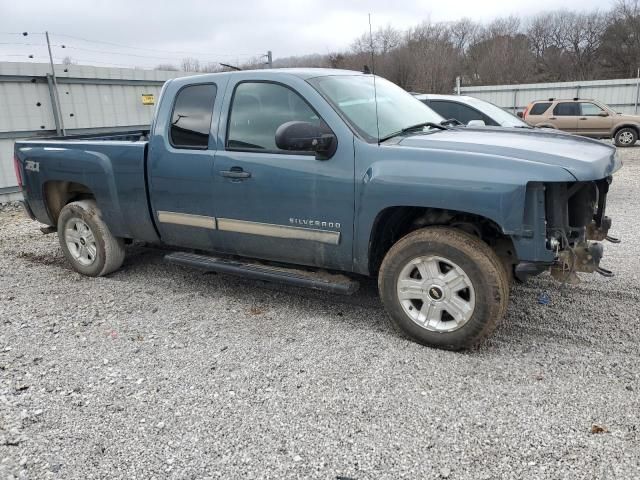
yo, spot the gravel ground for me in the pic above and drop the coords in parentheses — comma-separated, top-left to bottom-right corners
(1, 148, 639, 480)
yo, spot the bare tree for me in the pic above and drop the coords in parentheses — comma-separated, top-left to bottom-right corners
(485, 16, 521, 38)
(180, 57, 201, 72)
(201, 62, 224, 73)
(351, 25, 402, 56)
(467, 32, 534, 85)
(600, 0, 640, 77)
(150, 4, 640, 92)
(449, 18, 481, 51)
(402, 22, 463, 92)
(327, 52, 345, 69)
(565, 12, 608, 80)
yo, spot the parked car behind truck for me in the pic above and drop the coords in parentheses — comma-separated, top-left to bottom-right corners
(14, 69, 621, 350)
(524, 98, 640, 146)
(413, 93, 530, 128)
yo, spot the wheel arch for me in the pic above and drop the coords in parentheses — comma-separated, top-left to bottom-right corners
(612, 123, 639, 137)
(367, 205, 516, 276)
(43, 180, 96, 225)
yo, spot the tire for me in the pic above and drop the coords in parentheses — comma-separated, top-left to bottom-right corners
(378, 227, 509, 350)
(57, 199, 125, 277)
(614, 127, 638, 147)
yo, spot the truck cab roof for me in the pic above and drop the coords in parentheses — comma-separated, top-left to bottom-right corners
(168, 68, 365, 86)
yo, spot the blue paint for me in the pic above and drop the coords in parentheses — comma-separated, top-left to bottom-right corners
(15, 69, 621, 276)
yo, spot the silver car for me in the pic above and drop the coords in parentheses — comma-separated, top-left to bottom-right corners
(413, 93, 529, 128)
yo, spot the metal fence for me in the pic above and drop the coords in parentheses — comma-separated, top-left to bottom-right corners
(4, 65, 640, 201)
(459, 77, 640, 115)
(0, 62, 188, 201)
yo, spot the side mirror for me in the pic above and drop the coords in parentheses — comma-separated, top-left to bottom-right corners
(598, 111, 609, 117)
(275, 121, 337, 159)
(467, 119, 486, 127)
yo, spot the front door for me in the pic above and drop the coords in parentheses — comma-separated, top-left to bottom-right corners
(576, 102, 613, 137)
(211, 78, 355, 271)
(550, 102, 579, 132)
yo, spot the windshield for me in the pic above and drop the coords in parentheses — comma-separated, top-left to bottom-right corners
(465, 97, 528, 127)
(308, 75, 444, 142)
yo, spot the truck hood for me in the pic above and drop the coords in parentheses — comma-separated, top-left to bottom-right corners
(396, 127, 621, 181)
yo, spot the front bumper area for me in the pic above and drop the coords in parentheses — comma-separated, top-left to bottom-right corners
(550, 240, 614, 283)
(541, 176, 618, 283)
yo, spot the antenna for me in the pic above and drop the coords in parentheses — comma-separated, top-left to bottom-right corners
(368, 13, 381, 145)
(219, 63, 242, 71)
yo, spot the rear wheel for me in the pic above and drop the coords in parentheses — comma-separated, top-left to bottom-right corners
(57, 200, 125, 277)
(614, 127, 637, 147)
(378, 227, 509, 350)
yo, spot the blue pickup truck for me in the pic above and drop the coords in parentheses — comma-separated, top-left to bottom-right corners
(14, 69, 621, 350)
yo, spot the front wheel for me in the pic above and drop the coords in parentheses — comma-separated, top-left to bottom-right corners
(614, 127, 638, 147)
(57, 199, 125, 277)
(378, 227, 509, 350)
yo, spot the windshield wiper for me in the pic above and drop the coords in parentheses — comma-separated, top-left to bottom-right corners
(379, 122, 448, 143)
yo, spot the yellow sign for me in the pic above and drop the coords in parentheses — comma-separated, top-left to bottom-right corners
(141, 94, 155, 105)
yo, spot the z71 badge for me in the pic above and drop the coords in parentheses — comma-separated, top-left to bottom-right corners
(25, 160, 40, 172)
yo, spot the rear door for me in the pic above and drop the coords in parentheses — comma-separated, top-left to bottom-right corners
(147, 78, 227, 250)
(524, 101, 552, 126)
(576, 102, 613, 137)
(210, 74, 355, 271)
(549, 102, 579, 132)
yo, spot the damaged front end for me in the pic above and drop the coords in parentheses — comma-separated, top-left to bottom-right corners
(545, 177, 618, 283)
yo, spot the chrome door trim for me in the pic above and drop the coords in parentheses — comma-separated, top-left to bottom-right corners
(217, 218, 340, 245)
(157, 212, 340, 245)
(157, 211, 217, 229)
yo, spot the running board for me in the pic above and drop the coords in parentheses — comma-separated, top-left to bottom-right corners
(164, 252, 359, 295)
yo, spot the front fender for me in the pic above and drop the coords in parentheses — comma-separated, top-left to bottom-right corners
(352, 141, 574, 274)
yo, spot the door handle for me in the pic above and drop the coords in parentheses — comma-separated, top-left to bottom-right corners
(220, 167, 251, 179)
(549, 117, 557, 120)
(579, 117, 588, 120)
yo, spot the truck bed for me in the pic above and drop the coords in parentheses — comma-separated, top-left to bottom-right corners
(15, 132, 159, 243)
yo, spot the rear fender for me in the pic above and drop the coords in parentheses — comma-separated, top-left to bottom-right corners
(16, 141, 156, 241)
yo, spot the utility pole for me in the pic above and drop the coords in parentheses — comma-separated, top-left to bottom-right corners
(45, 31, 65, 135)
(267, 50, 273, 69)
(635, 67, 640, 115)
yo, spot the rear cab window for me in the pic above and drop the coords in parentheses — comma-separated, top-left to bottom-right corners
(170, 84, 217, 149)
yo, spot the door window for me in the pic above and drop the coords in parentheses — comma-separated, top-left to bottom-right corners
(170, 84, 217, 149)
(553, 102, 579, 116)
(579, 102, 605, 116)
(227, 82, 330, 151)
(529, 102, 552, 115)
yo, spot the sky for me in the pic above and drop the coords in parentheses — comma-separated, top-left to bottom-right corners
(0, 0, 609, 70)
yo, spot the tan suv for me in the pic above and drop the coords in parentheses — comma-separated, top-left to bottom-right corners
(523, 98, 639, 147)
